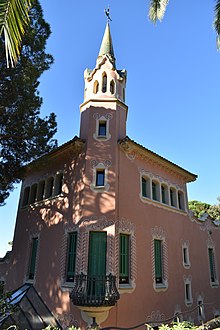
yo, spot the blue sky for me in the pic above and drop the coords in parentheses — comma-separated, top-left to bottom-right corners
(1, 0, 220, 257)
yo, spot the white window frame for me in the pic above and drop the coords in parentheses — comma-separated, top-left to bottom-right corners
(182, 241, 191, 269)
(90, 162, 110, 192)
(184, 276, 193, 306)
(93, 114, 112, 141)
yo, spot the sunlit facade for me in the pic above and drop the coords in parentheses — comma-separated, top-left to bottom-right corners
(1, 22, 220, 329)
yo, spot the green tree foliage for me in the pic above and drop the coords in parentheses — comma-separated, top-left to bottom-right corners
(0, 0, 57, 206)
(148, 0, 220, 49)
(159, 322, 196, 330)
(208, 197, 220, 220)
(188, 200, 211, 218)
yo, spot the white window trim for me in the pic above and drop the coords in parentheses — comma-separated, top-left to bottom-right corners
(184, 276, 193, 306)
(182, 241, 191, 269)
(139, 170, 187, 213)
(197, 296, 205, 322)
(118, 222, 136, 293)
(93, 114, 112, 141)
(90, 162, 110, 193)
(207, 245, 219, 288)
(151, 227, 168, 292)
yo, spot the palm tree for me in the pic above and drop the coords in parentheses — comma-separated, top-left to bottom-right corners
(149, 0, 220, 49)
(0, 0, 31, 67)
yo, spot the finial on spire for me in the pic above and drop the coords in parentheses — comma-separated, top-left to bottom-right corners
(104, 6, 112, 22)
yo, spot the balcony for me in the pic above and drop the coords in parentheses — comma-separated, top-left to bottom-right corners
(70, 273, 120, 307)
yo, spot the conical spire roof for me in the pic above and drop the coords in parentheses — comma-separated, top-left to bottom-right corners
(97, 22, 115, 66)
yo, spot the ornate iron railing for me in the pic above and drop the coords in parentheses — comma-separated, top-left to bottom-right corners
(70, 273, 120, 307)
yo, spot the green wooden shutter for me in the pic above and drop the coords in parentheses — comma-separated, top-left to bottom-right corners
(88, 232, 107, 297)
(142, 178, 147, 197)
(88, 232, 107, 277)
(29, 237, 38, 279)
(119, 234, 130, 284)
(208, 248, 215, 282)
(67, 232, 77, 282)
(154, 239, 163, 284)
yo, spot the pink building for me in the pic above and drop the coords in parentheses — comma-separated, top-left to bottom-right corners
(1, 22, 220, 330)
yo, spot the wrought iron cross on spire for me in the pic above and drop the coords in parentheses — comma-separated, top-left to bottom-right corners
(104, 6, 112, 22)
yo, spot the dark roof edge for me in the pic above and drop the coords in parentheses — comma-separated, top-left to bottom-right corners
(20, 136, 85, 176)
(119, 136, 197, 183)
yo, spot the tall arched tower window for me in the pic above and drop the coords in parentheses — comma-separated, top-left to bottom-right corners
(93, 80, 99, 94)
(110, 80, 115, 94)
(102, 72, 107, 93)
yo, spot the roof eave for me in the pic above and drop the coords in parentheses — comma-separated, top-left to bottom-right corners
(119, 137, 197, 183)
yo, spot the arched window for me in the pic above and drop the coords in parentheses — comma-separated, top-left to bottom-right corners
(93, 80, 99, 94)
(123, 87, 125, 101)
(37, 180, 45, 201)
(170, 187, 177, 207)
(45, 177, 54, 199)
(110, 80, 115, 94)
(22, 186, 30, 207)
(29, 184, 37, 204)
(152, 181, 160, 201)
(141, 176, 150, 198)
(161, 184, 168, 204)
(102, 72, 107, 93)
(178, 191, 185, 210)
(54, 173, 63, 196)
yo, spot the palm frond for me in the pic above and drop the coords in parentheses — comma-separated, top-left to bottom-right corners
(148, 0, 169, 24)
(214, 0, 220, 50)
(0, 0, 31, 67)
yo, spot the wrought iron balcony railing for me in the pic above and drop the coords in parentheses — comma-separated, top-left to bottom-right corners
(70, 273, 120, 307)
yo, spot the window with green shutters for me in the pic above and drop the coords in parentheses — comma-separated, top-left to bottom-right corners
(154, 239, 163, 284)
(119, 234, 130, 284)
(28, 237, 39, 280)
(66, 232, 77, 282)
(208, 248, 216, 283)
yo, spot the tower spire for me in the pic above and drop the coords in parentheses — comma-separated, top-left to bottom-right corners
(97, 17, 115, 67)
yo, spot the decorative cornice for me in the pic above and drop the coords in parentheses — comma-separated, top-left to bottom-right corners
(119, 137, 197, 183)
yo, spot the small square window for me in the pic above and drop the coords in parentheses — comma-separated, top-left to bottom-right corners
(96, 170, 105, 187)
(98, 121, 107, 137)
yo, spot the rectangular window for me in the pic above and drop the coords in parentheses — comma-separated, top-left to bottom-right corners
(185, 282, 192, 304)
(161, 186, 166, 203)
(208, 248, 217, 283)
(183, 246, 190, 267)
(0, 281, 4, 297)
(185, 283, 190, 301)
(119, 234, 130, 284)
(154, 239, 163, 284)
(98, 121, 107, 137)
(28, 237, 39, 280)
(66, 232, 77, 282)
(96, 169, 105, 187)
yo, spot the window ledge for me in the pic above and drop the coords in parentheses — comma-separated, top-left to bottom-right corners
(25, 279, 35, 285)
(61, 282, 75, 292)
(140, 195, 187, 215)
(183, 263, 191, 269)
(20, 194, 64, 209)
(211, 281, 219, 288)
(93, 133, 111, 142)
(119, 283, 135, 294)
(185, 300, 193, 307)
(153, 282, 168, 292)
(90, 183, 110, 193)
